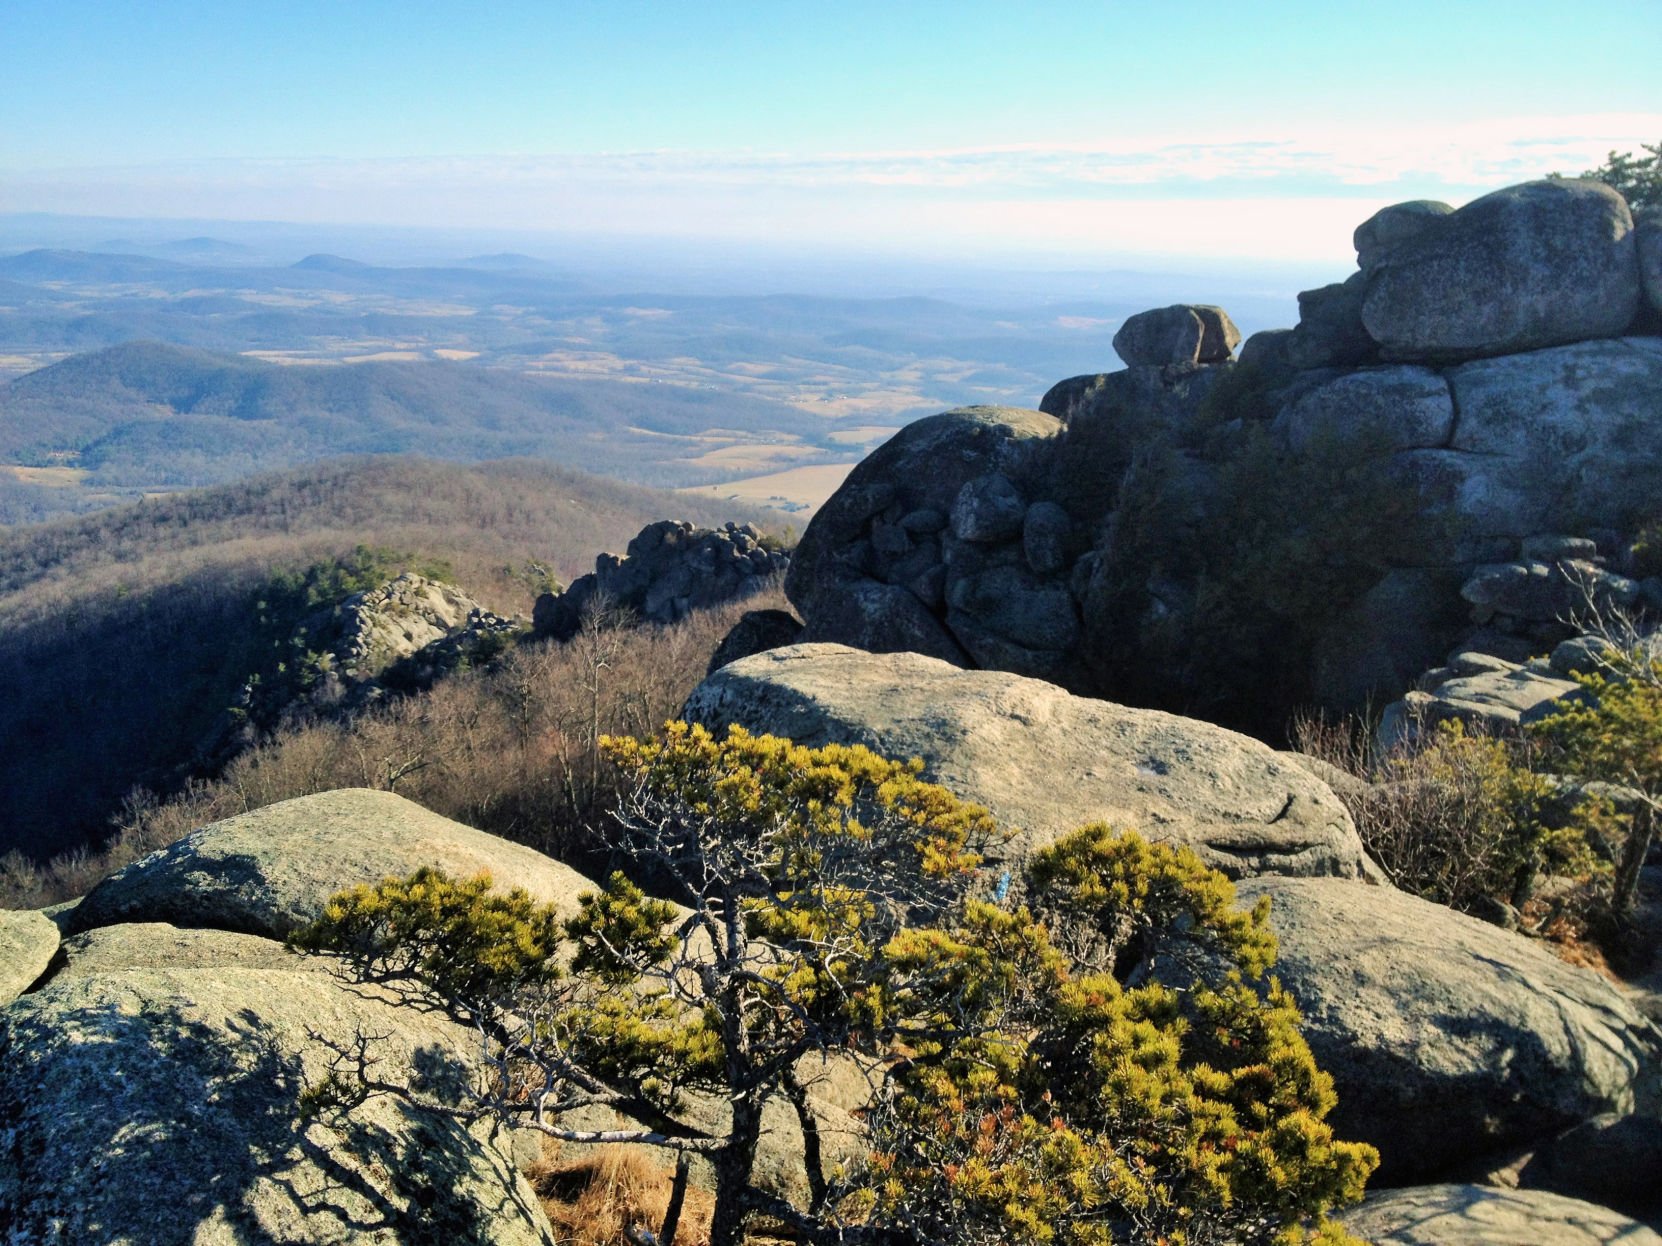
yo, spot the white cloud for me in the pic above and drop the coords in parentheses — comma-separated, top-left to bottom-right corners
(5, 112, 1657, 261)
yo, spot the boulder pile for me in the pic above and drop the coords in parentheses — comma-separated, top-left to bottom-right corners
(234, 572, 520, 732)
(3, 685, 1658, 1240)
(0, 790, 858, 1243)
(535, 519, 788, 641)
(762, 178, 1662, 724)
(1, 792, 568, 1245)
(675, 642, 1662, 1235)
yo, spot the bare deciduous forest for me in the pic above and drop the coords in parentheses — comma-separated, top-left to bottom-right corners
(0, 455, 776, 866)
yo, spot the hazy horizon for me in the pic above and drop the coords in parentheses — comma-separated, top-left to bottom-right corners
(5, 1, 1658, 271)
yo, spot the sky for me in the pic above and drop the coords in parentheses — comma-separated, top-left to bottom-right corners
(3, 0, 1660, 265)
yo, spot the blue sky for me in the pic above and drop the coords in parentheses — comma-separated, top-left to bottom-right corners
(4, 0, 1659, 262)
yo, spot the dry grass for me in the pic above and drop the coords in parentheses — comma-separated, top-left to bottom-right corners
(527, 1141, 713, 1246)
(0, 583, 794, 909)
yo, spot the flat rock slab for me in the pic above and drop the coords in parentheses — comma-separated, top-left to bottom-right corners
(71, 788, 601, 939)
(1236, 877, 1658, 1183)
(1338, 1183, 1662, 1245)
(55, 921, 329, 980)
(0, 908, 57, 1003)
(683, 644, 1377, 881)
(0, 964, 555, 1245)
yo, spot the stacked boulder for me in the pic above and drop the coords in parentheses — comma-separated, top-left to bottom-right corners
(768, 178, 1662, 720)
(534, 520, 788, 641)
(1379, 537, 1650, 740)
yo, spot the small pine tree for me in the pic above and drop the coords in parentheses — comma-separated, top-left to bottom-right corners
(293, 725, 1377, 1246)
(1556, 142, 1662, 212)
(1533, 652, 1662, 915)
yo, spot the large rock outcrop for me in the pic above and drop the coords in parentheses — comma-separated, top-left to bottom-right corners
(534, 519, 788, 641)
(682, 643, 1377, 880)
(233, 573, 520, 731)
(1234, 876, 1658, 1183)
(70, 788, 598, 939)
(0, 964, 555, 1245)
(786, 405, 1066, 676)
(768, 176, 1662, 725)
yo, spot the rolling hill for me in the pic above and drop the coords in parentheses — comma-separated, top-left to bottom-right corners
(0, 455, 776, 862)
(0, 341, 844, 502)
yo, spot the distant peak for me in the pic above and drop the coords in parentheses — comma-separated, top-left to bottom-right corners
(291, 253, 369, 272)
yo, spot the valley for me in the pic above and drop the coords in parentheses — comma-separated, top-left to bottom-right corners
(0, 231, 1303, 519)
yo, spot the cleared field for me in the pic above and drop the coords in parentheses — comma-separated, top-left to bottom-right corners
(826, 423, 901, 444)
(5, 465, 89, 486)
(684, 442, 818, 471)
(680, 461, 859, 518)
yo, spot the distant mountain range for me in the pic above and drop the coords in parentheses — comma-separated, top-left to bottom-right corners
(0, 243, 1300, 431)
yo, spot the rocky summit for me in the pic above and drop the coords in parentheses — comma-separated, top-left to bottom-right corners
(4, 750, 1659, 1241)
(6, 172, 1662, 1246)
(534, 519, 788, 641)
(758, 176, 1662, 729)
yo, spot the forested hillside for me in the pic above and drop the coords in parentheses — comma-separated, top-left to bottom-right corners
(0, 456, 773, 861)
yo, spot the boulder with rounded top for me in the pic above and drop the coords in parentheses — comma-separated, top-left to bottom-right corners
(70, 788, 599, 939)
(1361, 179, 1640, 361)
(1113, 303, 1241, 366)
(682, 643, 1377, 881)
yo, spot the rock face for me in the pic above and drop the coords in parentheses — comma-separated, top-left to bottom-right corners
(682, 644, 1377, 881)
(0, 965, 555, 1245)
(1361, 179, 1639, 361)
(71, 788, 599, 939)
(1234, 876, 1657, 1183)
(1337, 1184, 1662, 1246)
(785, 406, 1067, 678)
(1427, 338, 1662, 553)
(535, 520, 788, 641)
(0, 908, 57, 1003)
(1112, 304, 1240, 366)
